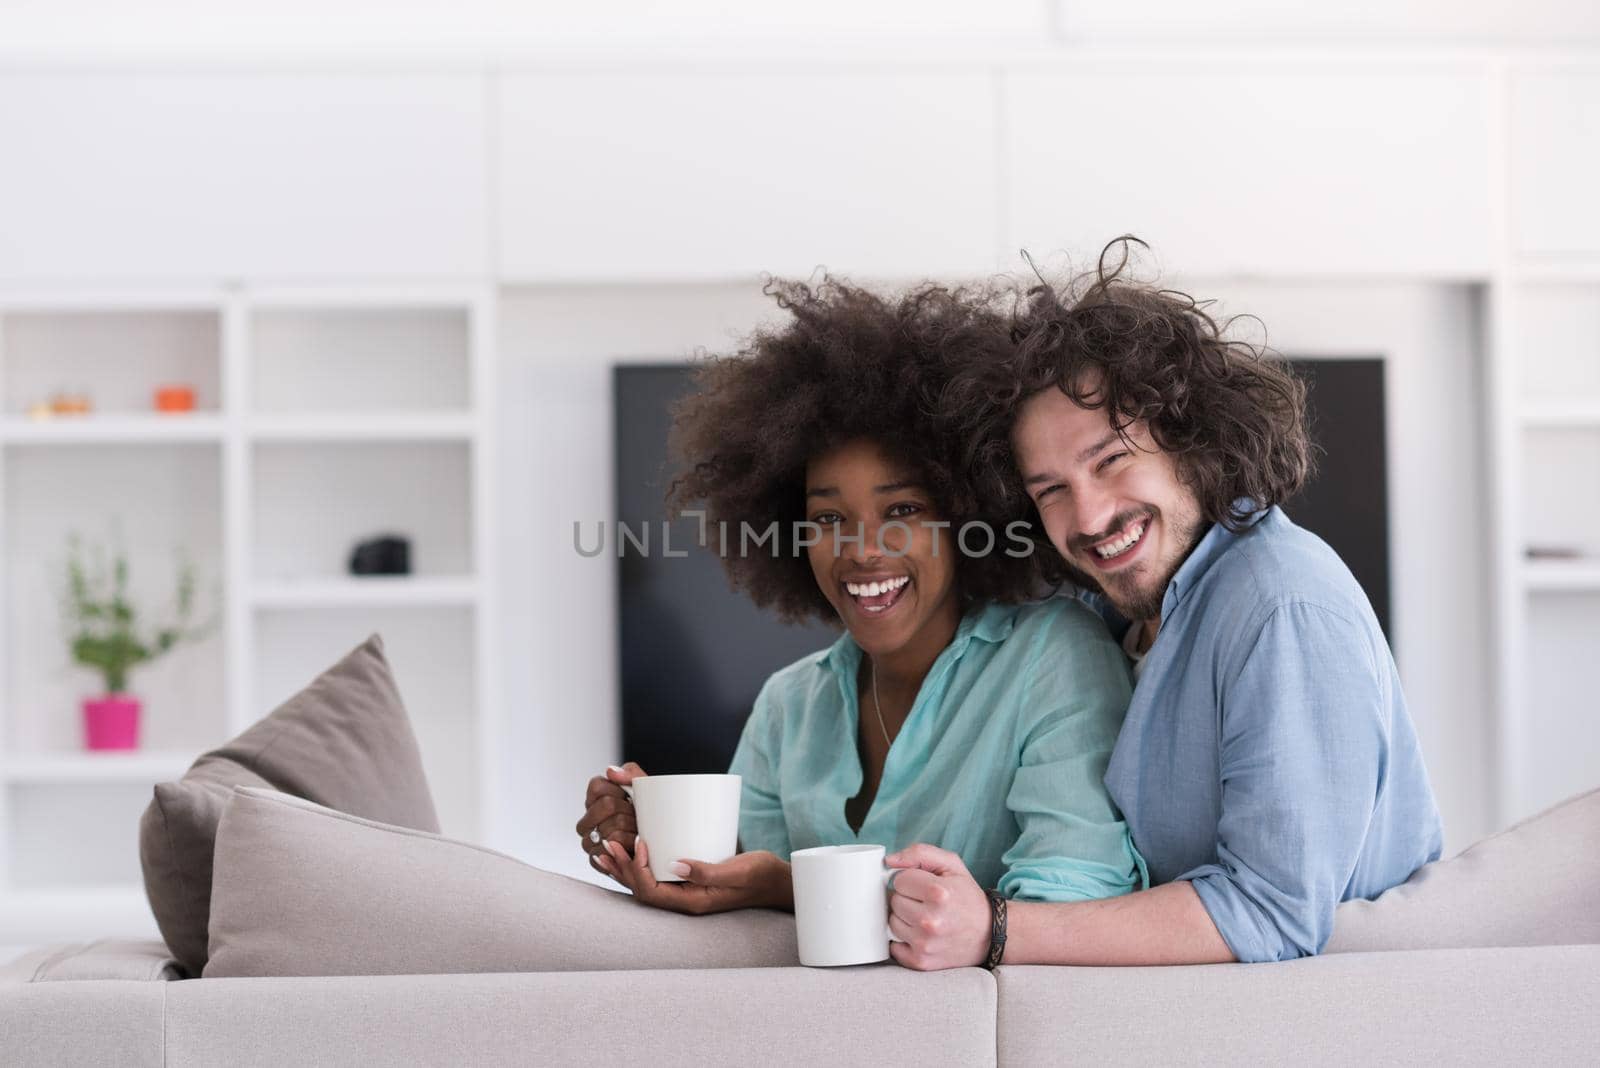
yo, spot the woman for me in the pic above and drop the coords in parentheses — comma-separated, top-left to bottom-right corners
(576, 278, 1146, 960)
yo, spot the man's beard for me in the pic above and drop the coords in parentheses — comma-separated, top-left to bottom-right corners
(1061, 556, 1167, 622)
(1101, 567, 1170, 624)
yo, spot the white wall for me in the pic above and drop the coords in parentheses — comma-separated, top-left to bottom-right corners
(494, 275, 1493, 879)
(0, 74, 489, 282)
(0, 1, 1054, 60)
(2, 0, 1598, 61)
(1003, 63, 1495, 278)
(497, 71, 1002, 281)
(1057, 0, 1600, 42)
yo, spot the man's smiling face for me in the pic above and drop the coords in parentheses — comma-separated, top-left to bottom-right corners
(1012, 384, 1207, 622)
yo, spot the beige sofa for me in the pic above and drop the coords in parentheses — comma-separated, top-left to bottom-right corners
(5, 938, 1597, 1065)
(7, 782, 1599, 1064)
(7, 635, 1594, 1066)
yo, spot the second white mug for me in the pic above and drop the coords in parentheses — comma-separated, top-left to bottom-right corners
(790, 843, 905, 967)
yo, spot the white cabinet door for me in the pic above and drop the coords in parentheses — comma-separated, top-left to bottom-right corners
(0, 74, 489, 280)
(496, 71, 999, 281)
(1003, 64, 1494, 278)
(1511, 67, 1600, 257)
(1056, 0, 1600, 41)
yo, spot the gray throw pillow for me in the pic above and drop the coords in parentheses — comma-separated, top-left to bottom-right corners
(204, 786, 799, 978)
(138, 634, 439, 978)
(1327, 785, 1600, 953)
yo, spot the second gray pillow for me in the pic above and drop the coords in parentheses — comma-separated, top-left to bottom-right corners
(205, 786, 799, 978)
(1327, 785, 1600, 953)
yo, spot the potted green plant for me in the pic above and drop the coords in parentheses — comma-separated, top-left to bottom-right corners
(60, 532, 218, 750)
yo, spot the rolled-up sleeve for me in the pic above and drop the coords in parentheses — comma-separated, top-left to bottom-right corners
(727, 680, 790, 858)
(997, 616, 1147, 903)
(1181, 602, 1386, 962)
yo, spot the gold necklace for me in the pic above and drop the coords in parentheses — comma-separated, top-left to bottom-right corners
(870, 661, 892, 748)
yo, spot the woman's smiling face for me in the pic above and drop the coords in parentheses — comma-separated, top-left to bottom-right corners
(804, 438, 961, 661)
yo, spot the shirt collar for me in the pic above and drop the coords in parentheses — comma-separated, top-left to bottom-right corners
(820, 601, 1015, 681)
(1161, 498, 1272, 619)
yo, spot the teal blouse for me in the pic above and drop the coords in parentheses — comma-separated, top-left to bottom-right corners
(729, 599, 1147, 902)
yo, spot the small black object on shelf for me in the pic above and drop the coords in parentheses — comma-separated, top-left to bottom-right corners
(349, 534, 411, 576)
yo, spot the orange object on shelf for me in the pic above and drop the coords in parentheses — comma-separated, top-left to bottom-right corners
(154, 385, 196, 413)
(50, 392, 91, 415)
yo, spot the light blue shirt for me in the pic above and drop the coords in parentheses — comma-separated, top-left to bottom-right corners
(730, 599, 1147, 902)
(1095, 505, 1443, 962)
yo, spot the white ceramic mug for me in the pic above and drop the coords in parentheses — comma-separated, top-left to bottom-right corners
(790, 843, 906, 967)
(620, 773, 741, 882)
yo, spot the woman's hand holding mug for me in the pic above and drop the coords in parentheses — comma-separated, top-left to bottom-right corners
(601, 841, 793, 915)
(576, 761, 644, 873)
(580, 766, 765, 914)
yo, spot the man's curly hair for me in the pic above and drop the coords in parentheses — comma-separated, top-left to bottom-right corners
(668, 275, 1049, 624)
(941, 237, 1314, 548)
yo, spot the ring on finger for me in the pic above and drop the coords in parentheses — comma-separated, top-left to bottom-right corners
(588, 828, 601, 845)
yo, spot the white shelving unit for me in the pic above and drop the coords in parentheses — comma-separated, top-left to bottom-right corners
(0, 414, 228, 444)
(1522, 561, 1600, 592)
(250, 576, 482, 609)
(2, 751, 197, 784)
(1491, 264, 1600, 823)
(0, 284, 498, 943)
(247, 413, 477, 442)
(1484, 63, 1600, 828)
(1472, 58, 1600, 831)
(1520, 402, 1600, 428)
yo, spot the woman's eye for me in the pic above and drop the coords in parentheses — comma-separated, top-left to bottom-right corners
(886, 502, 922, 519)
(812, 512, 843, 526)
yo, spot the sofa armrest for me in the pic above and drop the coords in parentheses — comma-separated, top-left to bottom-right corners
(1, 940, 183, 984)
(1, 946, 58, 986)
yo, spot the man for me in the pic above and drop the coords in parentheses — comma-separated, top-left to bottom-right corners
(883, 245, 1442, 969)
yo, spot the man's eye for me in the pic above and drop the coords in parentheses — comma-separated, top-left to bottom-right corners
(1097, 452, 1129, 473)
(1035, 484, 1065, 503)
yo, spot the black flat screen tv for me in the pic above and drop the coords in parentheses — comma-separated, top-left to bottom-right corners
(615, 358, 1389, 775)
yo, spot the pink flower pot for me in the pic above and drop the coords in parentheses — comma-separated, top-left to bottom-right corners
(84, 694, 141, 750)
